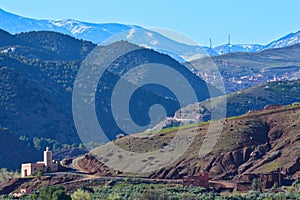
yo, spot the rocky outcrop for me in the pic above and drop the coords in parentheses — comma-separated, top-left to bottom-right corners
(285, 157, 300, 176)
(77, 154, 114, 176)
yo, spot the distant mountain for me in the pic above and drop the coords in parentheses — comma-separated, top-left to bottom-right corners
(263, 30, 300, 50)
(100, 28, 219, 61)
(213, 44, 263, 55)
(0, 9, 216, 61)
(0, 8, 136, 44)
(189, 43, 300, 93)
(213, 30, 300, 55)
(3, 8, 300, 57)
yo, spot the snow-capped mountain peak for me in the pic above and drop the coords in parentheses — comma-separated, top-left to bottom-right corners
(263, 30, 300, 50)
(50, 19, 91, 34)
(2, 8, 300, 58)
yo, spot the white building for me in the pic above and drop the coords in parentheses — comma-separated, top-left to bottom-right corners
(21, 147, 59, 177)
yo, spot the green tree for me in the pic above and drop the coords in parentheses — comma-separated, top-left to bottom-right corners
(19, 135, 29, 142)
(71, 189, 92, 200)
(33, 137, 41, 150)
(79, 143, 85, 149)
(251, 178, 261, 192)
(272, 182, 278, 190)
(107, 193, 121, 200)
(37, 185, 71, 200)
(252, 178, 258, 191)
(0, 168, 20, 182)
(53, 189, 71, 200)
(292, 177, 300, 187)
(71, 143, 77, 148)
(53, 142, 62, 150)
(124, 177, 131, 183)
(36, 169, 43, 179)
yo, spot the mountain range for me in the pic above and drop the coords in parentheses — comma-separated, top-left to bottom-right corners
(188, 42, 300, 93)
(0, 28, 220, 170)
(213, 44, 264, 55)
(213, 30, 300, 55)
(0, 8, 135, 44)
(1, 8, 300, 176)
(1, 8, 300, 57)
(1, 26, 300, 168)
(0, 8, 217, 61)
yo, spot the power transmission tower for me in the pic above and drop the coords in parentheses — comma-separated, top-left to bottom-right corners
(209, 38, 212, 56)
(228, 34, 231, 54)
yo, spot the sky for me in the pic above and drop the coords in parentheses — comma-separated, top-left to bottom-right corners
(0, 0, 299, 46)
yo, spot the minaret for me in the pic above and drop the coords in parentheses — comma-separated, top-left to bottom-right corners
(44, 147, 52, 167)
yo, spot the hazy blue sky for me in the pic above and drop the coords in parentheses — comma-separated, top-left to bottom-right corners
(0, 0, 299, 46)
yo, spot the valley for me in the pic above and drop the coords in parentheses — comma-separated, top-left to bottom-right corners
(0, 7, 299, 199)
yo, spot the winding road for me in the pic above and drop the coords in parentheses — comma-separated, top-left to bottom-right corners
(49, 155, 183, 186)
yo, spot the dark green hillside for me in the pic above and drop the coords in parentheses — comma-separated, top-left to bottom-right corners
(0, 129, 41, 170)
(177, 80, 300, 121)
(0, 30, 95, 169)
(0, 30, 96, 146)
(16, 31, 96, 61)
(0, 30, 96, 61)
(76, 41, 221, 140)
(0, 61, 79, 143)
(0, 29, 219, 168)
(226, 80, 300, 116)
(0, 29, 22, 46)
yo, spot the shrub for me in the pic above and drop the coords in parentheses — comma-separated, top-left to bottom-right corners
(34, 185, 70, 200)
(71, 188, 92, 200)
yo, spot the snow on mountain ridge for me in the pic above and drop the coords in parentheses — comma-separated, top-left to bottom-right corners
(213, 44, 264, 55)
(0, 8, 137, 44)
(50, 19, 92, 35)
(263, 30, 300, 50)
(2, 8, 300, 57)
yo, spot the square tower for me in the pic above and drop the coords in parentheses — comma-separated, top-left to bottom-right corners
(44, 147, 52, 167)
